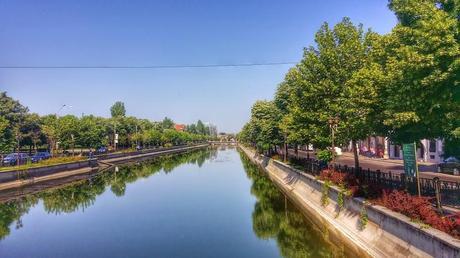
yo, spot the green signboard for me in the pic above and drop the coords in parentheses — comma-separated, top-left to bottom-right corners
(402, 143, 417, 177)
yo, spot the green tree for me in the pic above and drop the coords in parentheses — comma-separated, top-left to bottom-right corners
(77, 115, 107, 150)
(187, 124, 197, 134)
(247, 101, 283, 155)
(379, 0, 460, 144)
(0, 92, 28, 153)
(289, 18, 379, 167)
(161, 117, 174, 130)
(57, 115, 79, 151)
(41, 115, 59, 155)
(196, 120, 206, 135)
(0, 116, 11, 153)
(19, 113, 44, 153)
(110, 101, 126, 118)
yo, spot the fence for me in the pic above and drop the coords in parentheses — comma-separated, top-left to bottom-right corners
(287, 154, 460, 208)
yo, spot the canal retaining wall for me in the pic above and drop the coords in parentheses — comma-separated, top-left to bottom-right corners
(0, 159, 98, 184)
(240, 145, 460, 258)
(0, 144, 209, 189)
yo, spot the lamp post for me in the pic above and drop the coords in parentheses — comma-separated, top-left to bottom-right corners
(328, 116, 339, 162)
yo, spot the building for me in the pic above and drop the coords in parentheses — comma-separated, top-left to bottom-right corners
(174, 124, 186, 132)
(354, 137, 444, 163)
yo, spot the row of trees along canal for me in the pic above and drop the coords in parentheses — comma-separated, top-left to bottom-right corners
(0, 93, 215, 158)
(238, 0, 460, 168)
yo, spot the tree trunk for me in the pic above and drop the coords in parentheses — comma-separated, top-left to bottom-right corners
(294, 144, 298, 158)
(284, 142, 288, 162)
(352, 139, 359, 168)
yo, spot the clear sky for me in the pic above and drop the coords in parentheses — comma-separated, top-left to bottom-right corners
(0, 0, 396, 133)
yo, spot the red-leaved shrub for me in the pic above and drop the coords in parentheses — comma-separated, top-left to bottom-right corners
(319, 169, 382, 197)
(375, 190, 460, 238)
(318, 169, 460, 238)
(319, 169, 347, 185)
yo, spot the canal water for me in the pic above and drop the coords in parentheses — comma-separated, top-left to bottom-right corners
(0, 147, 357, 258)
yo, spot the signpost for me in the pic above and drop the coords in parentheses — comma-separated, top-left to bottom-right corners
(402, 142, 421, 196)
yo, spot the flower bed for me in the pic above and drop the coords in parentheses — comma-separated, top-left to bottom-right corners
(318, 168, 460, 238)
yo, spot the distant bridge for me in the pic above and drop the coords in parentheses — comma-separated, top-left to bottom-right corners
(209, 141, 238, 146)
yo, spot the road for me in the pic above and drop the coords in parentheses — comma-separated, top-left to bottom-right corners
(287, 149, 460, 183)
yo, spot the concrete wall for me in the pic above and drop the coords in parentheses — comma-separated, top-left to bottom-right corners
(240, 145, 460, 258)
(0, 159, 98, 183)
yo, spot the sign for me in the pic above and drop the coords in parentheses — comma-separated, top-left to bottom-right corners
(402, 143, 417, 177)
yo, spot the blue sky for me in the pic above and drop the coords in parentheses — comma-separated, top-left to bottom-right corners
(0, 0, 396, 133)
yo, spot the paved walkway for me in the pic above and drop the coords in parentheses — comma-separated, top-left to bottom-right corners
(287, 149, 460, 182)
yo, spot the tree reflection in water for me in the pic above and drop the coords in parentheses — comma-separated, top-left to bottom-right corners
(0, 148, 217, 240)
(239, 152, 351, 258)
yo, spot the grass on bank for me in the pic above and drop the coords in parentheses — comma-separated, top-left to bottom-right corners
(0, 156, 86, 173)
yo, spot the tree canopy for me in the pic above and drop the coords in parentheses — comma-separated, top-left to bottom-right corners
(240, 0, 460, 161)
(110, 101, 126, 118)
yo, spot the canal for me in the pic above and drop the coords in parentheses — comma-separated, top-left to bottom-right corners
(0, 147, 358, 257)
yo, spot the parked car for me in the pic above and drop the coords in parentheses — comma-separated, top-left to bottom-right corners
(31, 151, 51, 163)
(443, 156, 460, 163)
(2, 153, 29, 165)
(96, 147, 108, 153)
(438, 156, 460, 175)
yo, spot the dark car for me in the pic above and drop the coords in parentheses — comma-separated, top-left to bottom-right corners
(438, 156, 460, 175)
(2, 153, 29, 165)
(443, 157, 460, 163)
(96, 147, 108, 153)
(31, 151, 51, 163)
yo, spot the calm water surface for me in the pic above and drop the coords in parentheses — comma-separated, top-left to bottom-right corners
(0, 147, 356, 257)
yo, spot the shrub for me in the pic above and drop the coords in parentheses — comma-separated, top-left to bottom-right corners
(319, 169, 346, 186)
(317, 149, 334, 163)
(376, 190, 460, 238)
(317, 169, 460, 238)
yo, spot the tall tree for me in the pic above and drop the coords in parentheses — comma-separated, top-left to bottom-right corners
(196, 120, 206, 135)
(379, 0, 460, 144)
(110, 101, 126, 118)
(0, 92, 29, 153)
(250, 101, 283, 155)
(290, 18, 379, 167)
(41, 115, 59, 155)
(161, 117, 174, 130)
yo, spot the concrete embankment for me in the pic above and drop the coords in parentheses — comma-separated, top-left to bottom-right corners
(240, 145, 460, 258)
(0, 144, 209, 191)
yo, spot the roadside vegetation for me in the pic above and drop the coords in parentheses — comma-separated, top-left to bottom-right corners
(0, 93, 215, 167)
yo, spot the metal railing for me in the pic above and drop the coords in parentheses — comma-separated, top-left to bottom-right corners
(287, 154, 460, 207)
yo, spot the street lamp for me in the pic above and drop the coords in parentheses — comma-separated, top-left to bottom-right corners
(56, 104, 72, 117)
(328, 116, 339, 160)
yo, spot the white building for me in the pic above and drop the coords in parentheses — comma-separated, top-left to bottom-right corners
(354, 137, 444, 163)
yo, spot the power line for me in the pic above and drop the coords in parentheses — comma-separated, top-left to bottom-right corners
(0, 61, 297, 69)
